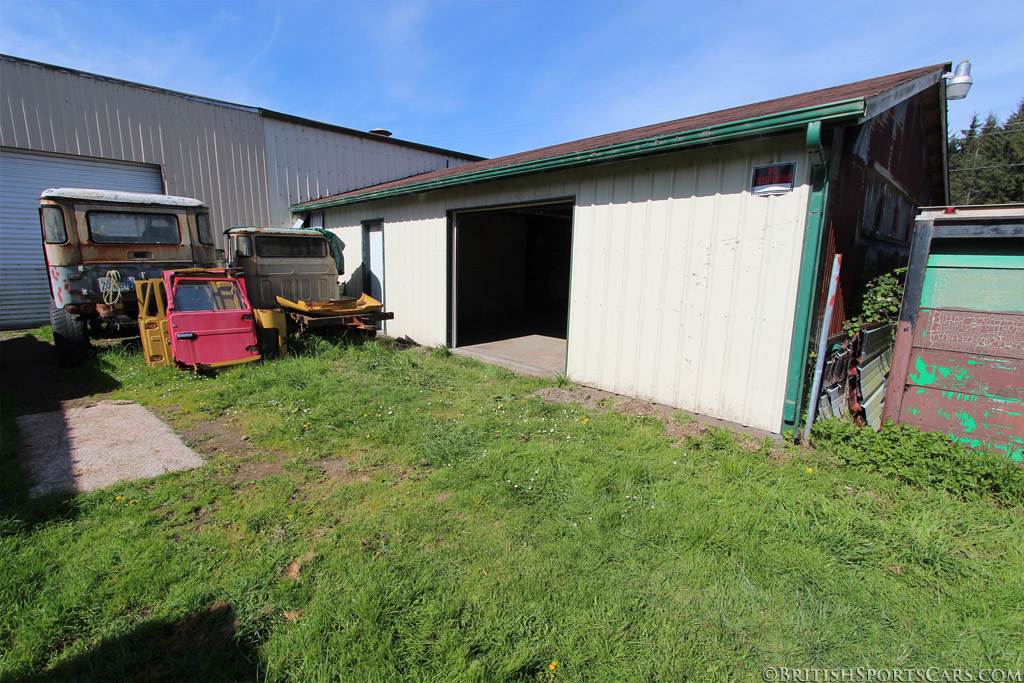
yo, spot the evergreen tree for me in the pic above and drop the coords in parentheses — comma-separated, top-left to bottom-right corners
(948, 98, 1024, 204)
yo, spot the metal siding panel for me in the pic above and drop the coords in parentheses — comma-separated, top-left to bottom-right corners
(319, 136, 810, 432)
(899, 388, 1023, 459)
(1, 58, 272, 241)
(0, 149, 162, 329)
(916, 309, 1024, 359)
(262, 118, 471, 229)
(906, 349, 1024, 400)
(920, 267, 1024, 312)
(634, 166, 671, 398)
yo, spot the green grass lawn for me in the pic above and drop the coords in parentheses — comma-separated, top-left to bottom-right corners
(1, 331, 1021, 682)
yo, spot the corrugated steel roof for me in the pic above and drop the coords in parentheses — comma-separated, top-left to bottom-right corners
(294, 64, 948, 211)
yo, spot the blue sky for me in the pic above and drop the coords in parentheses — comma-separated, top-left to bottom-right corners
(1, 0, 1022, 159)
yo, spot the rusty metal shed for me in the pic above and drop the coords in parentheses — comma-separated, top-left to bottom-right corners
(883, 205, 1024, 460)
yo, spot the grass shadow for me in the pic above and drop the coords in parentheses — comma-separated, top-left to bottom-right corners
(14, 602, 262, 682)
(0, 333, 123, 516)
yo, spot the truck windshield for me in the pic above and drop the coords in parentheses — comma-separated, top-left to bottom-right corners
(173, 280, 245, 311)
(254, 235, 327, 258)
(87, 211, 181, 244)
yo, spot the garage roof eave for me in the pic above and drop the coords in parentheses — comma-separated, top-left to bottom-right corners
(291, 98, 866, 212)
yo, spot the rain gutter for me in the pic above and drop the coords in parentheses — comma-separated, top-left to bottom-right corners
(292, 99, 866, 211)
(781, 120, 831, 438)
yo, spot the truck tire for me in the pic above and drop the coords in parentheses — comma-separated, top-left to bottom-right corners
(50, 301, 90, 366)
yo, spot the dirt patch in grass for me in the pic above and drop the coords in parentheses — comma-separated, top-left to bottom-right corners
(177, 414, 260, 459)
(314, 459, 407, 487)
(664, 419, 708, 443)
(532, 386, 612, 409)
(536, 387, 708, 446)
(283, 551, 317, 580)
(533, 383, 781, 443)
(315, 459, 367, 484)
(766, 445, 793, 464)
(232, 461, 283, 483)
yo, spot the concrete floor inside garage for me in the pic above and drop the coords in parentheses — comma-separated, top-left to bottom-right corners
(451, 202, 572, 377)
(452, 334, 566, 377)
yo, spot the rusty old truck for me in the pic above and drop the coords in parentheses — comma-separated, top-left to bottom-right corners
(225, 226, 391, 335)
(39, 188, 218, 364)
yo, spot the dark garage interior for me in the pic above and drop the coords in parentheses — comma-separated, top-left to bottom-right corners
(453, 202, 573, 348)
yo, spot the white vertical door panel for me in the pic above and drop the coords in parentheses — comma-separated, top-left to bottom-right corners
(366, 224, 385, 333)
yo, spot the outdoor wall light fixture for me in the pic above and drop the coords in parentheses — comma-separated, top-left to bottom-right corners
(943, 60, 973, 100)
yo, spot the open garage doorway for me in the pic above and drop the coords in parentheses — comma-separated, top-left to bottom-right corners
(450, 201, 573, 376)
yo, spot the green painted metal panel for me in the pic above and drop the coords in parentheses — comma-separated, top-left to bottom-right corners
(782, 121, 828, 435)
(899, 387, 1024, 461)
(905, 350, 1024, 400)
(919, 267, 1024, 313)
(925, 253, 1024, 269)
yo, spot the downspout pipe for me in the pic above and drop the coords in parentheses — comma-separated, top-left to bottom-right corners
(781, 121, 831, 439)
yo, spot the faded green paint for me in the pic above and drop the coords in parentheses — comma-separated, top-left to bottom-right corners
(941, 391, 979, 403)
(987, 395, 1024, 405)
(950, 433, 983, 449)
(925, 253, 1024, 269)
(920, 267, 1024, 313)
(957, 412, 978, 433)
(900, 239, 1024, 464)
(781, 121, 829, 437)
(910, 356, 937, 385)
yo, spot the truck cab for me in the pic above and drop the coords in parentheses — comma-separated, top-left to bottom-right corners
(39, 188, 218, 363)
(225, 227, 342, 309)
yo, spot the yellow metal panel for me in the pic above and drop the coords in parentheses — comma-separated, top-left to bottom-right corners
(275, 293, 382, 316)
(134, 279, 171, 368)
(254, 308, 288, 359)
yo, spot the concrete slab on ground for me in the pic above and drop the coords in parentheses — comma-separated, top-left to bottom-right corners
(16, 399, 204, 498)
(453, 334, 566, 377)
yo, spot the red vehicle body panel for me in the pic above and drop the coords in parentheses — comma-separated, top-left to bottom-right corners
(164, 270, 260, 369)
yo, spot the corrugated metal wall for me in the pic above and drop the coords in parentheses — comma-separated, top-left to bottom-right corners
(1, 57, 475, 232)
(322, 136, 811, 432)
(264, 119, 467, 229)
(0, 55, 474, 328)
(0, 149, 164, 328)
(0, 58, 271, 231)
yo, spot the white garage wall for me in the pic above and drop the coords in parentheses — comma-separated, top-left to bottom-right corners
(321, 135, 811, 431)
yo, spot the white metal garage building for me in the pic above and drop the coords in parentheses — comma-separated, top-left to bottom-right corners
(293, 64, 953, 435)
(0, 54, 478, 329)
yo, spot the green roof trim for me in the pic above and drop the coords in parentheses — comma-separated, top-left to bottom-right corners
(292, 98, 866, 211)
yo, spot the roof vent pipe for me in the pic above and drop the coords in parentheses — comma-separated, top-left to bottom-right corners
(943, 60, 973, 100)
(369, 128, 393, 137)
